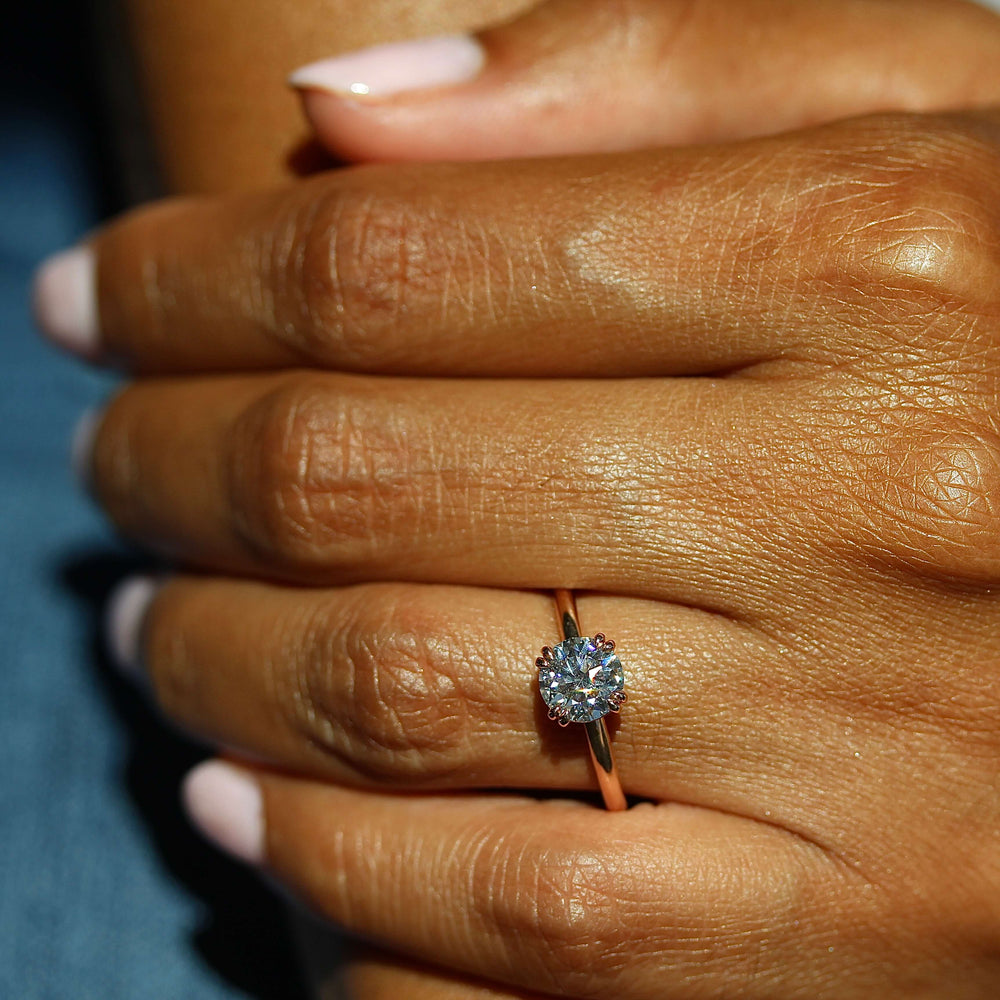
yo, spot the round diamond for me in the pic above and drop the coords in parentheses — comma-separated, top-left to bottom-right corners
(538, 636, 625, 724)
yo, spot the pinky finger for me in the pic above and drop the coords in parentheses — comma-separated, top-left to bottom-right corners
(183, 761, 849, 1000)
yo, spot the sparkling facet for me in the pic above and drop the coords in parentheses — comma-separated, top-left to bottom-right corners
(538, 636, 625, 724)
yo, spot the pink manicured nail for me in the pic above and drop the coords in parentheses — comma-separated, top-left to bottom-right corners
(32, 246, 98, 357)
(289, 35, 485, 98)
(106, 576, 162, 680)
(183, 761, 264, 866)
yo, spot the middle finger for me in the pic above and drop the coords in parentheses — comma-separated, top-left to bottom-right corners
(87, 370, 840, 610)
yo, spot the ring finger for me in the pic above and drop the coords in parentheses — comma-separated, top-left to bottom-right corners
(121, 573, 868, 850)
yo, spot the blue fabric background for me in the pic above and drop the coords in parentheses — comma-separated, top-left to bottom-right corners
(0, 3, 305, 997)
(6, 1, 1000, 997)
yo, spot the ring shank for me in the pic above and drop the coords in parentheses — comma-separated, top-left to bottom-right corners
(554, 590, 627, 812)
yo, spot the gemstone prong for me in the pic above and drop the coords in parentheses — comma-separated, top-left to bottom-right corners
(592, 633, 606, 646)
(541, 646, 554, 661)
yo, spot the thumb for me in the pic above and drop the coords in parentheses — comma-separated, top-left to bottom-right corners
(289, 0, 1000, 163)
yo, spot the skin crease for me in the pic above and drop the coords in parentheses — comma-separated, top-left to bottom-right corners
(85, 1, 1000, 998)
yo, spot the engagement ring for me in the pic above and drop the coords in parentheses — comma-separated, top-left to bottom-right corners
(536, 590, 627, 811)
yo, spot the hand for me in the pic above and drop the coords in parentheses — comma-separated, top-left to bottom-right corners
(35, 1, 1000, 997)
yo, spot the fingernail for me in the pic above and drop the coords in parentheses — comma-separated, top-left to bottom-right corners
(32, 246, 98, 358)
(182, 761, 264, 866)
(70, 406, 101, 489)
(105, 576, 162, 680)
(289, 35, 485, 99)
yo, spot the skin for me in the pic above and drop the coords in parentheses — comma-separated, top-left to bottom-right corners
(122, 0, 536, 192)
(69, 0, 1000, 996)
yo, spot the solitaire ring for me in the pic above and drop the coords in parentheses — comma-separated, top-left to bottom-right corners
(536, 589, 627, 811)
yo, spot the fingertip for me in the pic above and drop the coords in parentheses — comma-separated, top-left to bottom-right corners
(288, 35, 484, 99)
(70, 405, 102, 490)
(290, 35, 490, 164)
(182, 761, 265, 866)
(105, 575, 163, 681)
(32, 246, 99, 359)
(286, 10, 644, 165)
(291, 88, 406, 164)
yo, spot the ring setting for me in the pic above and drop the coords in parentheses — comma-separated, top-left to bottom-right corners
(537, 635, 627, 726)
(537, 590, 628, 811)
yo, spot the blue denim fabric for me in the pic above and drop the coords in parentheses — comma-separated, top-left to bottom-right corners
(0, 4, 305, 997)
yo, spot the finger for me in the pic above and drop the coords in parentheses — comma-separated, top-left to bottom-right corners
(86, 370, 826, 607)
(85, 357, 1000, 600)
(290, 0, 1000, 163)
(120, 569, 1000, 849)
(84, 329, 1000, 599)
(38, 111, 990, 376)
(116, 577, 785, 802)
(183, 761, 850, 1000)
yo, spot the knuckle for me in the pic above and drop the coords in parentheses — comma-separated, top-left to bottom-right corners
(821, 116, 1000, 340)
(225, 378, 337, 568)
(291, 589, 477, 784)
(856, 396, 1000, 581)
(474, 837, 633, 989)
(224, 377, 411, 571)
(800, 118, 1000, 581)
(280, 180, 470, 369)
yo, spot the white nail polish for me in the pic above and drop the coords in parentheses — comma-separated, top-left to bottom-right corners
(183, 761, 264, 866)
(32, 246, 99, 358)
(105, 576, 162, 680)
(289, 35, 485, 99)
